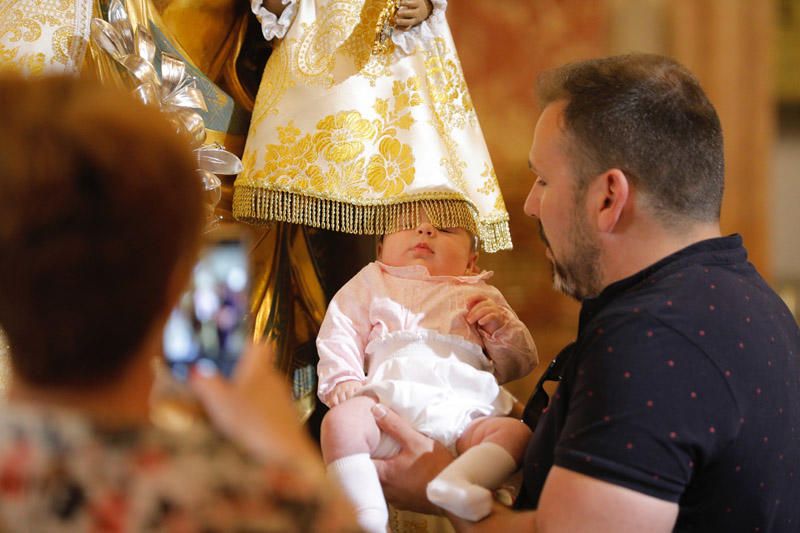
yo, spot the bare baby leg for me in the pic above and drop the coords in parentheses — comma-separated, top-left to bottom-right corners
(426, 415, 532, 521)
(320, 395, 388, 533)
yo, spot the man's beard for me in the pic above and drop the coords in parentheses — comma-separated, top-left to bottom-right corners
(538, 217, 602, 301)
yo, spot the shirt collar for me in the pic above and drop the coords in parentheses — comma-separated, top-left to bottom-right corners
(375, 261, 494, 283)
(578, 234, 746, 331)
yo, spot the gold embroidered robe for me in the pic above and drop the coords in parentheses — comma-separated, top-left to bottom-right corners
(0, 0, 92, 75)
(235, 0, 512, 252)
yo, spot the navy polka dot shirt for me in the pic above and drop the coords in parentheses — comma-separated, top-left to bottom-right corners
(516, 235, 800, 532)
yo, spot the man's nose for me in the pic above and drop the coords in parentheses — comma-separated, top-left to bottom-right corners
(524, 185, 542, 218)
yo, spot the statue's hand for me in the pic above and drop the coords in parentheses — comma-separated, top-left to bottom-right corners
(394, 0, 434, 29)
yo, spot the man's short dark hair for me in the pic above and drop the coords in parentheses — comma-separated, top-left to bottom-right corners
(537, 53, 724, 226)
(0, 76, 205, 387)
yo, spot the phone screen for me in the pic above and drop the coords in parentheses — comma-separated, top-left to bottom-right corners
(163, 236, 249, 381)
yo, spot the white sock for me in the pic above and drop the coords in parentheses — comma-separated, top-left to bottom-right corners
(327, 453, 388, 533)
(426, 442, 517, 521)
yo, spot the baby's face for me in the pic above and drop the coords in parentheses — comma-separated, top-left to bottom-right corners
(379, 212, 477, 276)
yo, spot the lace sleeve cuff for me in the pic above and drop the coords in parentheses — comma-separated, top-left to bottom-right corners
(391, 0, 448, 54)
(251, 0, 299, 41)
(430, 0, 448, 17)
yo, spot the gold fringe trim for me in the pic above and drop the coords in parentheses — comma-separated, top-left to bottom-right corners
(233, 186, 512, 252)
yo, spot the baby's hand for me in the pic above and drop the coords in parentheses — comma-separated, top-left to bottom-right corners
(394, 0, 434, 29)
(466, 296, 514, 336)
(327, 380, 364, 407)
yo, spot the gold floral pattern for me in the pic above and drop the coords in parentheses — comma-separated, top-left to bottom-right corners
(367, 137, 415, 195)
(294, 0, 387, 88)
(324, 158, 368, 198)
(341, 0, 390, 64)
(479, 163, 506, 212)
(421, 37, 477, 194)
(0, 0, 91, 75)
(249, 38, 294, 127)
(238, 0, 513, 251)
(250, 122, 325, 192)
(424, 37, 476, 131)
(249, 0, 389, 131)
(477, 163, 499, 196)
(246, 74, 422, 201)
(341, 0, 395, 85)
(314, 111, 377, 163)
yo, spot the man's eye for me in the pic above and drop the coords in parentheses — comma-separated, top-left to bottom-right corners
(535, 177, 547, 187)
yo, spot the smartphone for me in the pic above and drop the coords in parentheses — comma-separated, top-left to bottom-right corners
(163, 226, 250, 381)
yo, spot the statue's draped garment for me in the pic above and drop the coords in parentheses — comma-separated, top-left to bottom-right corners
(236, 0, 512, 252)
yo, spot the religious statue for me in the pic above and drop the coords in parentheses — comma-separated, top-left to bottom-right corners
(0, 0, 361, 422)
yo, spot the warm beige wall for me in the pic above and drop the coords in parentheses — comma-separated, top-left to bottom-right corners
(609, 0, 776, 274)
(448, 1, 776, 400)
(447, 1, 611, 399)
(668, 0, 775, 277)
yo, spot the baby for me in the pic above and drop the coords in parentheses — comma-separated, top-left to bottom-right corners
(317, 211, 538, 532)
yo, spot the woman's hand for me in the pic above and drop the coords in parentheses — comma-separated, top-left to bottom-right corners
(394, 0, 434, 29)
(190, 342, 321, 469)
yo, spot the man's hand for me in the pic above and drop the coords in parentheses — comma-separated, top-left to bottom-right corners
(371, 403, 455, 514)
(448, 502, 535, 533)
(394, 0, 434, 29)
(466, 296, 514, 336)
(327, 380, 363, 407)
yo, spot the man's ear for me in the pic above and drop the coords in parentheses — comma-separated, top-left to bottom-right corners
(589, 169, 630, 234)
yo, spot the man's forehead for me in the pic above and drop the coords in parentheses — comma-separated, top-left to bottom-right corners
(531, 103, 572, 160)
(538, 100, 568, 131)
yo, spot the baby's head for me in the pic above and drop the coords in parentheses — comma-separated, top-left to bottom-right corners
(377, 211, 479, 276)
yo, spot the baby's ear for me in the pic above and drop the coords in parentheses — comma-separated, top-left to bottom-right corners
(466, 250, 480, 274)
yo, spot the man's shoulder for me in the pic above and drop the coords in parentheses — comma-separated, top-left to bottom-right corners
(581, 256, 799, 394)
(574, 265, 735, 381)
(596, 256, 786, 335)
